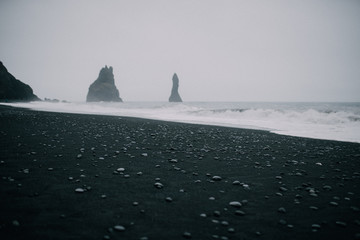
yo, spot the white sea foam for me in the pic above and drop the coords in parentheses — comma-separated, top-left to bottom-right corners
(2, 101, 360, 143)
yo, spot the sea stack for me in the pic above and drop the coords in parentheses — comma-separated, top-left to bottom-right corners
(169, 73, 182, 102)
(86, 65, 123, 102)
(0, 61, 40, 102)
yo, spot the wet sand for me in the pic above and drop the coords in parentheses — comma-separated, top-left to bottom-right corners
(0, 105, 359, 240)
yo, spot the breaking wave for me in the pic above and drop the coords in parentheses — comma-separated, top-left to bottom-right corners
(2, 101, 360, 143)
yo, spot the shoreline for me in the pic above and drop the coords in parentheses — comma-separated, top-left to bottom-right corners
(1, 105, 360, 240)
(1, 103, 359, 145)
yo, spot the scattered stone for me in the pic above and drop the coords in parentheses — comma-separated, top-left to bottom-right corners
(232, 180, 241, 185)
(117, 168, 125, 172)
(235, 210, 245, 216)
(212, 176, 222, 181)
(200, 213, 207, 218)
(114, 225, 125, 232)
(154, 182, 164, 189)
(75, 188, 85, 193)
(213, 211, 221, 217)
(221, 221, 229, 226)
(141, 153, 148, 157)
(12, 220, 20, 226)
(165, 197, 173, 202)
(329, 201, 338, 206)
(229, 201, 242, 208)
(312, 224, 321, 229)
(279, 219, 287, 225)
(278, 207, 286, 213)
(336, 221, 347, 227)
(183, 231, 192, 239)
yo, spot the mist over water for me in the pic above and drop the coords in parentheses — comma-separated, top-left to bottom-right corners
(2, 102, 360, 143)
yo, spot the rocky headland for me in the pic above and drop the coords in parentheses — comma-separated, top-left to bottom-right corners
(86, 66, 123, 102)
(0, 61, 40, 102)
(169, 73, 182, 102)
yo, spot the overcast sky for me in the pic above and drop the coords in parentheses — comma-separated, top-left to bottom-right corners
(1, 0, 359, 102)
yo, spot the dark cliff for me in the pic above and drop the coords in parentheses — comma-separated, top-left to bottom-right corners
(169, 73, 182, 102)
(86, 65, 123, 102)
(0, 61, 40, 102)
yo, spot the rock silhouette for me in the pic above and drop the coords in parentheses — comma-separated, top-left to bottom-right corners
(169, 73, 182, 102)
(86, 65, 123, 102)
(0, 61, 40, 102)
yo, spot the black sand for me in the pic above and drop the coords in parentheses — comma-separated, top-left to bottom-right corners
(0, 105, 359, 240)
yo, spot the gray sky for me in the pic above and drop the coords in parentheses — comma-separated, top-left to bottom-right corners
(1, 0, 359, 102)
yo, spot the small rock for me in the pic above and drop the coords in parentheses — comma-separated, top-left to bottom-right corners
(183, 231, 192, 239)
(154, 182, 164, 189)
(212, 176, 222, 181)
(312, 224, 321, 229)
(75, 188, 85, 193)
(165, 197, 173, 202)
(232, 180, 241, 185)
(229, 201, 242, 208)
(235, 210, 245, 216)
(114, 225, 126, 232)
(278, 207, 286, 213)
(12, 220, 20, 226)
(336, 221, 347, 227)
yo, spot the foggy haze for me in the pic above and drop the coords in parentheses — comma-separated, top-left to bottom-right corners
(0, 0, 359, 102)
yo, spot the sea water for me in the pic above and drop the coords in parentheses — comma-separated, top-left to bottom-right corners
(2, 101, 360, 143)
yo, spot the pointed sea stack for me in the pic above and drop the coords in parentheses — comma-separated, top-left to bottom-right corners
(169, 73, 182, 102)
(86, 65, 123, 102)
(0, 61, 40, 102)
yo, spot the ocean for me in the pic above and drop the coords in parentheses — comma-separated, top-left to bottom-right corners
(2, 101, 360, 143)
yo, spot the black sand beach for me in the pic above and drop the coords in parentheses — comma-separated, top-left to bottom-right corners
(0, 105, 359, 240)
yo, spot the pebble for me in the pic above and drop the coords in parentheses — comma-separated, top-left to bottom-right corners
(278, 207, 286, 213)
(75, 188, 85, 193)
(336, 221, 347, 227)
(235, 210, 245, 216)
(154, 182, 164, 189)
(200, 213, 207, 218)
(165, 197, 173, 202)
(141, 153, 148, 157)
(229, 201, 242, 208)
(279, 219, 287, 225)
(212, 176, 222, 181)
(329, 201, 338, 206)
(213, 210, 221, 217)
(117, 168, 125, 172)
(114, 225, 126, 232)
(312, 224, 321, 229)
(12, 220, 20, 226)
(183, 231, 192, 239)
(232, 180, 241, 185)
